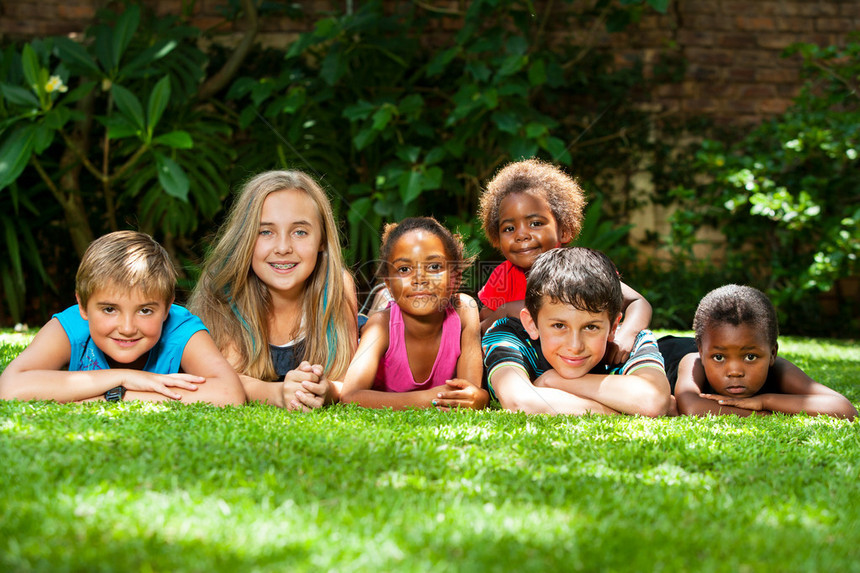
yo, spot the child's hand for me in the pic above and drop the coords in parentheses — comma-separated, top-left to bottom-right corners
(432, 378, 489, 410)
(700, 393, 762, 411)
(605, 331, 635, 365)
(533, 370, 564, 389)
(120, 372, 205, 400)
(283, 361, 326, 412)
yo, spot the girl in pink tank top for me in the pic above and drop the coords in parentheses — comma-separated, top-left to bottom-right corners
(340, 217, 488, 410)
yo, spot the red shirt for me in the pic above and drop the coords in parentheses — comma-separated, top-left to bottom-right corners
(477, 261, 527, 311)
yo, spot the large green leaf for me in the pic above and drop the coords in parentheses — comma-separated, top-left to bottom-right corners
(147, 76, 171, 133)
(153, 130, 193, 149)
(112, 4, 140, 67)
(1, 264, 23, 322)
(647, 0, 670, 13)
(33, 124, 54, 154)
(154, 151, 190, 201)
(399, 169, 422, 205)
(53, 37, 102, 77)
(21, 45, 41, 92)
(111, 84, 145, 132)
(542, 136, 571, 165)
(426, 47, 459, 77)
(0, 125, 36, 191)
(43, 107, 71, 130)
(95, 25, 116, 73)
(0, 84, 39, 108)
(123, 40, 178, 77)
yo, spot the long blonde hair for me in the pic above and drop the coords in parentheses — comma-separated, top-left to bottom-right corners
(189, 170, 356, 381)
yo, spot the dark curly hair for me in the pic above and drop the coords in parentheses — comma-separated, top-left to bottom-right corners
(479, 158, 586, 248)
(693, 284, 779, 348)
(525, 247, 622, 321)
(379, 216, 475, 296)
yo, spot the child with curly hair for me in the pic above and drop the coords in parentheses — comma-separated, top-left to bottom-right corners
(478, 158, 651, 364)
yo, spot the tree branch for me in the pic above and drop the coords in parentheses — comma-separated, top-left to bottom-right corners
(59, 130, 106, 182)
(108, 144, 150, 183)
(30, 156, 65, 204)
(197, 0, 259, 101)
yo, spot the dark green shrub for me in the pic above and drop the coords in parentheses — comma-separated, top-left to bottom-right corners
(661, 38, 860, 336)
(226, 0, 674, 285)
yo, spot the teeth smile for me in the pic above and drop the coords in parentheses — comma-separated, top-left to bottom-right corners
(271, 263, 297, 270)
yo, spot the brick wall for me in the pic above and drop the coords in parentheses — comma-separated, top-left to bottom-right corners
(632, 0, 859, 124)
(2, 1, 857, 125)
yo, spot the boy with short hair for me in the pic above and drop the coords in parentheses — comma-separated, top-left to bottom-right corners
(661, 284, 857, 418)
(477, 159, 651, 365)
(482, 247, 672, 416)
(0, 231, 245, 406)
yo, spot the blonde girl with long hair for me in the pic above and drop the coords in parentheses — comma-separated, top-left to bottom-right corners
(189, 170, 358, 409)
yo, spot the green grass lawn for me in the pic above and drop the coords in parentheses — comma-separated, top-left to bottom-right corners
(1, 331, 858, 572)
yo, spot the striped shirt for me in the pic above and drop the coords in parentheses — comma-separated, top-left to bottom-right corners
(482, 317, 665, 400)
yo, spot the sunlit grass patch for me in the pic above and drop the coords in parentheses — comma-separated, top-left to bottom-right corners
(0, 331, 858, 571)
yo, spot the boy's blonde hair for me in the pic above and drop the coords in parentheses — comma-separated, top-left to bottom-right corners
(188, 170, 356, 381)
(76, 231, 176, 307)
(479, 158, 586, 248)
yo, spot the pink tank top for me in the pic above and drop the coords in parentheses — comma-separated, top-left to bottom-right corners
(372, 302, 462, 392)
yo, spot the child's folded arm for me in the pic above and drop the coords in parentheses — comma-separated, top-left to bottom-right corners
(492, 364, 618, 415)
(339, 311, 392, 407)
(343, 384, 451, 410)
(454, 294, 484, 388)
(608, 281, 652, 364)
(176, 330, 245, 406)
(434, 378, 488, 410)
(480, 301, 525, 334)
(0, 319, 205, 403)
(534, 367, 670, 417)
(758, 358, 857, 419)
(674, 353, 768, 417)
(221, 343, 290, 408)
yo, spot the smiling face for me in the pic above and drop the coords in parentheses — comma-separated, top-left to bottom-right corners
(251, 188, 324, 299)
(78, 285, 171, 368)
(497, 192, 571, 270)
(698, 322, 777, 397)
(384, 229, 452, 317)
(521, 298, 621, 380)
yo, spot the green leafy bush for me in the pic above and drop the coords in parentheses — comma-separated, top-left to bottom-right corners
(662, 38, 860, 336)
(0, 4, 239, 321)
(227, 0, 674, 277)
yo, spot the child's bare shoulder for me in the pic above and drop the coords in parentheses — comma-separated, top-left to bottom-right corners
(453, 294, 480, 320)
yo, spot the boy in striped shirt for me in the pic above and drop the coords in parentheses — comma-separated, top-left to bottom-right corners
(482, 247, 672, 416)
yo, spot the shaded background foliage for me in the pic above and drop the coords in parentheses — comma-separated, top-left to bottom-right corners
(0, 0, 857, 337)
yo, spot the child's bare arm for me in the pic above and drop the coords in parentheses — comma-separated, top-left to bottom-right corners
(606, 281, 652, 364)
(480, 301, 525, 334)
(0, 319, 206, 403)
(220, 342, 286, 408)
(675, 353, 767, 417)
(339, 311, 395, 407)
(491, 365, 618, 415)
(428, 295, 489, 409)
(174, 330, 245, 406)
(534, 366, 671, 417)
(454, 294, 484, 387)
(433, 378, 489, 410)
(341, 270, 360, 371)
(242, 270, 359, 410)
(701, 357, 857, 419)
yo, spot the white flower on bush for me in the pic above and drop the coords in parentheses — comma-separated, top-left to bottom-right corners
(45, 75, 68, 94)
